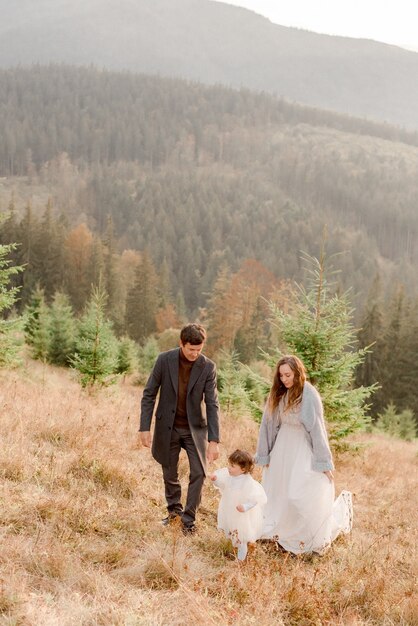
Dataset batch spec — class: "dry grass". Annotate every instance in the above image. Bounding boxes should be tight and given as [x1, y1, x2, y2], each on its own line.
[0, 360, 417, 625]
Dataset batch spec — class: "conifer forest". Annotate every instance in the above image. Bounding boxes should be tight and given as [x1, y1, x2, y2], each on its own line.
[1, 65, 418, 427]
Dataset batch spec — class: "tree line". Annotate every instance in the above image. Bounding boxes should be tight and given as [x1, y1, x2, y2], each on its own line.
[0, 211, 415, 441]
[0, 65, 417, 432]
[1, 65, 418, 177]
[356, 277, 418, 427]
[0, 199, 292, 352]
[6, 235, 415, 441]
[1, 66, 417, 313]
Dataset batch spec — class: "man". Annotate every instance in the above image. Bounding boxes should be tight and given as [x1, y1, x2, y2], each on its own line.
[139, 323, 220, 533]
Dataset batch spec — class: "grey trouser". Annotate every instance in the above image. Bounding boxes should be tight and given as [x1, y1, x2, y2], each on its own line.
[162, 427, 205, 526]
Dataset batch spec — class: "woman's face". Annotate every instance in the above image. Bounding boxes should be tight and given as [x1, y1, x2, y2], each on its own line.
[279, 363, 295, 389]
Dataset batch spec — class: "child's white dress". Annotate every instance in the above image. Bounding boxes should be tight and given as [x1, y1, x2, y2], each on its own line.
[213, 468, 267, 546]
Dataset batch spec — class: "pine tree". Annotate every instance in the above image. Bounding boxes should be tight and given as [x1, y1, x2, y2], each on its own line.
[376, 404, 416, 441]
[397, 409, 416, 441]
[71, 282, 118, 388]
[115, 335, 138, 376]
[102, 216, 122, 326]
[266, 250, 376, 446]
[234, 296, 269, 364]
[36, 199, 66, 301]
[125, 251, 158, 344]
[87, 235, 105, 290]
[0, 197, 23, 305]
[24, 285, 47, 348]
[375, 402, 399, 437]
[157, 259, 172, 309]
[216, 350, 253, 417]
[175, 291, 187, 323]
[30, 297, 50, 362]
[372, 286, 406, 416]
[18, 201, 39, 305]
[216, 350, 269, 420]
[0, 194, 18, 246]
[355, 274, 384, 392]
[48, 291, 76, 366]
[137, 335, 159, 384]
[206, 263, 235, 355]
[64, 223, 94, 313]
[0, 238, 24, 367]
[396, 298, 418, 421]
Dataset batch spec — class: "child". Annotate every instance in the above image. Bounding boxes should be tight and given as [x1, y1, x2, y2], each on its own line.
[211, 449, 267, 561]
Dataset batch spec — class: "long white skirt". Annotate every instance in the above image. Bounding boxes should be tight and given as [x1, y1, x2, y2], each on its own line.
[261, 421, 353, 554]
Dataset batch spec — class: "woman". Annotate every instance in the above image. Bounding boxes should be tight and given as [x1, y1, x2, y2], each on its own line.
[255, 355, 352, 554]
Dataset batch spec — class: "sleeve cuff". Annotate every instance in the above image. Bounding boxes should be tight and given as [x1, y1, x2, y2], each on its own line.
[255, 454, 270, 466]
[241, 502, 256, 512]
[312, 460, 335, 472]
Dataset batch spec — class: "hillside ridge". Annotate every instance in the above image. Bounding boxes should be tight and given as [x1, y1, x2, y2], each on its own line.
[0, 0, 418, 129]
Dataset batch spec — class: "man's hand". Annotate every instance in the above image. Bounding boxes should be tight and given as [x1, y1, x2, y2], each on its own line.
[207, 441, 219, 463]
[139, 431, 151, 448]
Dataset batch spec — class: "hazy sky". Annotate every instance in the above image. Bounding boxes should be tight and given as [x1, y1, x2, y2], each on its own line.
[213, 0, 418, 50]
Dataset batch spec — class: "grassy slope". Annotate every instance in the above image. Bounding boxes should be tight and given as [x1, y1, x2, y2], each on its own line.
[0, 361, 416, 625]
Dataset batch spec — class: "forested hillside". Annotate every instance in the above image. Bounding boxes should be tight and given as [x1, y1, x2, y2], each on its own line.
[0, 0, 418, 129]
[1, 65, 418, 419]
[1, 66, 417, 304]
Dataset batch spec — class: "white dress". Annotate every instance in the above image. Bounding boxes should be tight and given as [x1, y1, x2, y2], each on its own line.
[213, 468, 267, 546]
[261, 402, 353, 554]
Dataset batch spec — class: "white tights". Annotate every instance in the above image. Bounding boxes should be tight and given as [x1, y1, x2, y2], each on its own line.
[237, 543, 248, 561]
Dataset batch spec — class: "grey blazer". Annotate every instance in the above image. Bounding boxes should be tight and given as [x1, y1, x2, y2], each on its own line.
[140, 348, 220, 473]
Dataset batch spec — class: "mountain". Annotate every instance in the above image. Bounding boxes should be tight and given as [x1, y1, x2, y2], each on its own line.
[1, 65, 417, 318]
[0, 0, 418, 130]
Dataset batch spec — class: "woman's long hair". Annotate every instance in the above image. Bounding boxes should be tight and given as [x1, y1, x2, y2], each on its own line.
[268, 355, 306, 414]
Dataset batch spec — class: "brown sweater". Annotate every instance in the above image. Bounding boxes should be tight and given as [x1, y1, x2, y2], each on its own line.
[173, 349, 195, 429]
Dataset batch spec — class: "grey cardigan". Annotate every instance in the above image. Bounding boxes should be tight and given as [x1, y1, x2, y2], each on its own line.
[255, 381, 334, 472]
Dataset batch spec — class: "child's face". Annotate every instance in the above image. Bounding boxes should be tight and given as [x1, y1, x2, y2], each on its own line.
[228, 463, 245, 477]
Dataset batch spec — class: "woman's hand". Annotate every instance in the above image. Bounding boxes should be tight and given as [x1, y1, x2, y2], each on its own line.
[324, 470, 334, 482]
[236, 504, 245, 513]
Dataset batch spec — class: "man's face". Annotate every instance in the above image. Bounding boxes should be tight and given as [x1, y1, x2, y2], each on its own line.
[180, 341, 204, 362]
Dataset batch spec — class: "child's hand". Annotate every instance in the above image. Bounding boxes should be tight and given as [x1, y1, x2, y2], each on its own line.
[236, 504, 245, 512]
[210, 474, 217, 481]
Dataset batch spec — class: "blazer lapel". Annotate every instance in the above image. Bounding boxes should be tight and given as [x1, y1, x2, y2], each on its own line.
[168, 348, 180, 394]
[187, 354, 205, 394]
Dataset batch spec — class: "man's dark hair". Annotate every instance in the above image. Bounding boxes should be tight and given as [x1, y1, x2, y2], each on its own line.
[180, 323, 207, 345]
[228, 449, 255, 474]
